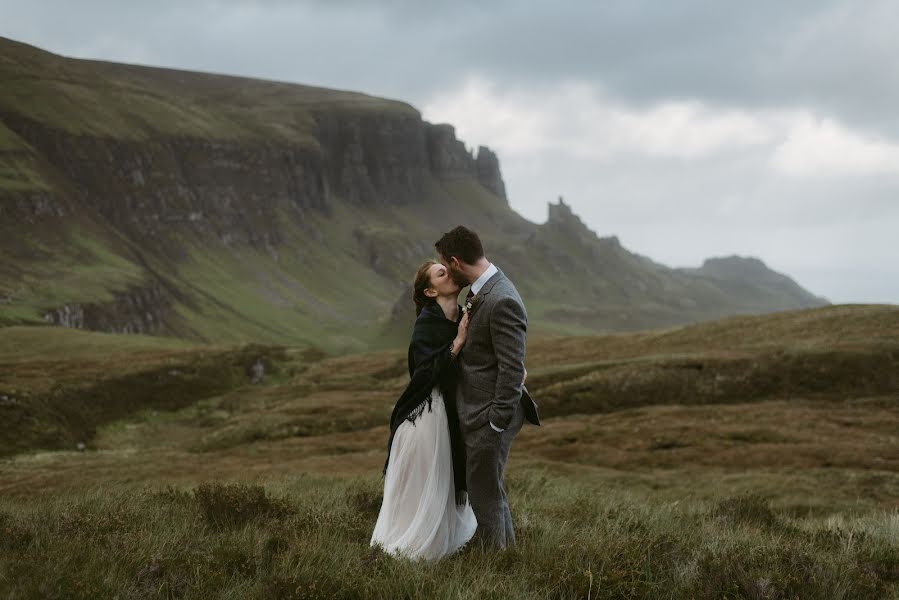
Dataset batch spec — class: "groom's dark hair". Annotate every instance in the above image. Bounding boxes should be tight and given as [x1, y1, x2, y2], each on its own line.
[435, 226, 484, 265]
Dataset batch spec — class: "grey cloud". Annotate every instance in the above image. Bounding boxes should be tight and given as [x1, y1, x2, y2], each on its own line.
[4, 0, 897, 134]
[431, 1, 899, 135]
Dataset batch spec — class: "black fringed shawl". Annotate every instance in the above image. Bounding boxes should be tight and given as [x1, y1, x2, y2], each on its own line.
[383, 300, 468, 505]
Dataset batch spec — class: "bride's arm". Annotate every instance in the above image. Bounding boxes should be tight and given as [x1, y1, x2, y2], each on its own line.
[449, 313, 470, 361]
[408, 312, 469, 383]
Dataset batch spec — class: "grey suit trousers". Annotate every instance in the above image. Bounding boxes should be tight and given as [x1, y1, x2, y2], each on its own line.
[461, 397, 525, 549]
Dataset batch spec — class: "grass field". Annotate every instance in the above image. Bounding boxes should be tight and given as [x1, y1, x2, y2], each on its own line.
[1, 304, 897, 598]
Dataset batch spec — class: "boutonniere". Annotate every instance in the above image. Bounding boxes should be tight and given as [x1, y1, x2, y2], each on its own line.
[462, 295, 482, 315]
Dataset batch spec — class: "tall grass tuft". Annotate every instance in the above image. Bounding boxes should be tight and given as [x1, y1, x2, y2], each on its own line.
[192, 481, 295, 529]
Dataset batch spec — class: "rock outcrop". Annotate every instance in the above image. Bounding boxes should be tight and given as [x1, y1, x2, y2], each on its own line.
[475, 146, 506, 200]
[425, 124, 507, 200]
[547, 196, 588, 230]
[42, 280, 175, 335]
[425, 123, 476, 180]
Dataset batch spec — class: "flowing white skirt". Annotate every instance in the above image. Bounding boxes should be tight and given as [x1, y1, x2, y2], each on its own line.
[370, 385, 477, 560]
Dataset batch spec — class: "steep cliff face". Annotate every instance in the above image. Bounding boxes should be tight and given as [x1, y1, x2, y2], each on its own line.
[3, 97, 503, 243]
[425, 124, 507, 201]
[475, 146, 507, 200]
[425, 123, 476, 181]
[0, 37, 827, 349]
[314, 110, 428, 206]
[5, 115, 328, 242]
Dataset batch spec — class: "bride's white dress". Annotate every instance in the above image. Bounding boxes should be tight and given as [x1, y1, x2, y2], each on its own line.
[370, 385, 477, 560]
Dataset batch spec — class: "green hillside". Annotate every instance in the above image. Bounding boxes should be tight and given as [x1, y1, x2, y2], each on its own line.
[0, 36, 829, 352]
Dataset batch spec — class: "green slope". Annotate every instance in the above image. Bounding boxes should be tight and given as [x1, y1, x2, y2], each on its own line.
[0, 36, 833, 351]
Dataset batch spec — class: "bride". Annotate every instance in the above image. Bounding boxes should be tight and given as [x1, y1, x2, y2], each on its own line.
[370, 260, 477, 560]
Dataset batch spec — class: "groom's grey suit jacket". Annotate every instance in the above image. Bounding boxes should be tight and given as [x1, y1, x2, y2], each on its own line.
[457, 268, 540, 431]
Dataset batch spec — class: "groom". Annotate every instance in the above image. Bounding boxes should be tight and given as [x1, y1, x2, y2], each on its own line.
[436, 225, 540, 550]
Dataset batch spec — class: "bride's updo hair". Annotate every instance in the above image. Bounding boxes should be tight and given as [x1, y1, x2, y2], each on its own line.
[413, 260, 438, 316]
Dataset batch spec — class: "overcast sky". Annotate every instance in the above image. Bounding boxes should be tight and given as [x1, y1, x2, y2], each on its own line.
[3, 1, 898, 304]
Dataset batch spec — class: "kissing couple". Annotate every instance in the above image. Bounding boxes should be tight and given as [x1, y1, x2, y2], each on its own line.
[370, 225, 540, 560]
